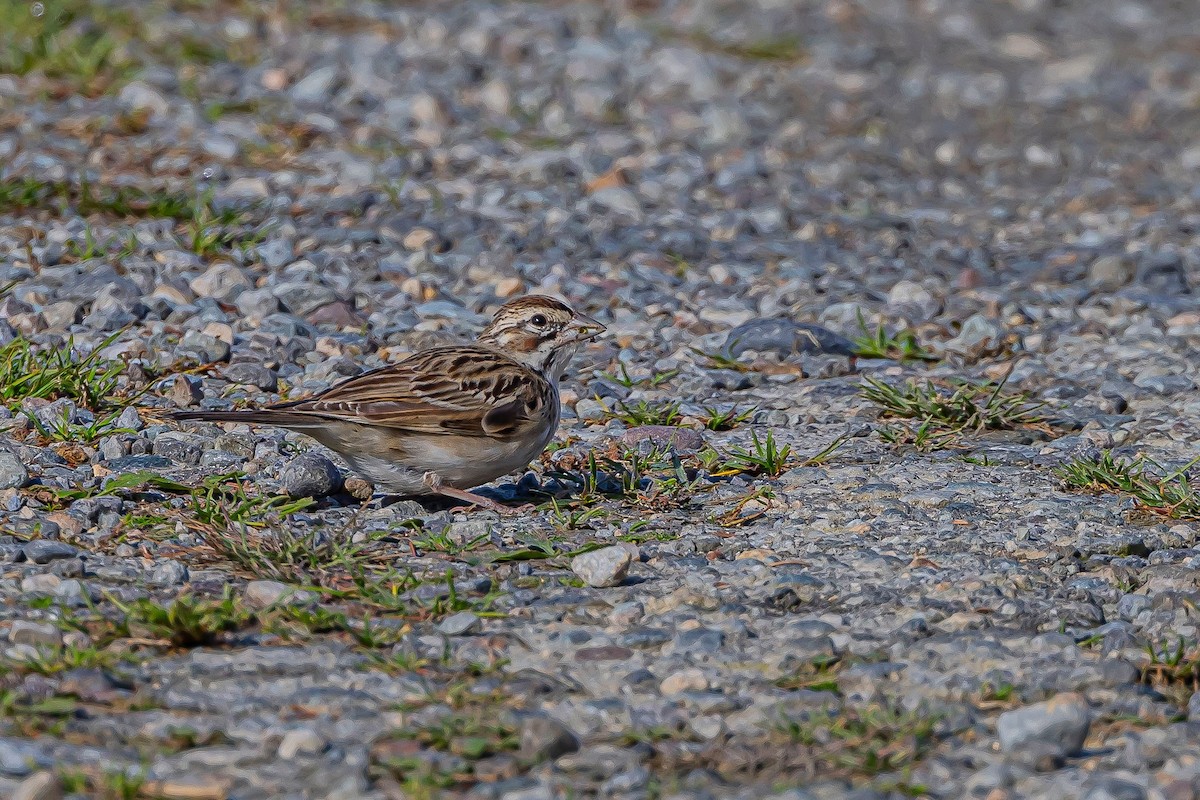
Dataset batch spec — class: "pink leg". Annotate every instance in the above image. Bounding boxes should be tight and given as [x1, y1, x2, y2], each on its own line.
[422, 472, 532, 515]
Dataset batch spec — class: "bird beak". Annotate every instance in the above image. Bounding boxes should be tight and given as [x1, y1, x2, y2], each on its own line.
[566, 313, 606, 343]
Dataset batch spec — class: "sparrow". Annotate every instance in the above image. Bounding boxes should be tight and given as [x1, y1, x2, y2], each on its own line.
[172, 295, 606, 513]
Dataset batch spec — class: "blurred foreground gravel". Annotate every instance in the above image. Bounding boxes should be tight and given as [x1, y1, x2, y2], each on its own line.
[2, 0, 1200, 798]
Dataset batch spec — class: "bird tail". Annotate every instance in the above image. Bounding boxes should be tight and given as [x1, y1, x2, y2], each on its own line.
[170, 409, 323, 428]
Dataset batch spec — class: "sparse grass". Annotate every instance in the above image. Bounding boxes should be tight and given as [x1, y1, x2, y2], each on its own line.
[411, 525, 492, 555]
[181, 197, 266, 258]
[1139, 637, 1200, 706]
[113, 587, 253, 648]
[546, 500, 608, 530]
[604, 398, 682, 427]
[660, 27, 807, 63]
[64, 226, 139, 262]
[0, 177, 206, 219]
[198, 519, 501, 621]
[775, 653, 844, 694]
[0, 0, 133, 93]
[722, 430, 792, 478]
[53, 470, 313, 525]
[700, 404, 756, 431]
[640, 700, 941, 791]
[603, 362, 678, 389]
[0, 178, 264, 259]
[0, 330, 126, 411]
[618, 528, 679, 544]
[11, 643, 128, 675]
[370, 708, 520, 791]
[196, 523, 395, 587]
[689, 346, 754, 373]
[27, 405, 137, 444]
[773, 703, 941, 776]
[862, 374, 1045, 450]
[541, 446, 706, 512]
[1058, 451, 1200, 520]
[852, 311, 937, 362]
[185, 472, 315, 527]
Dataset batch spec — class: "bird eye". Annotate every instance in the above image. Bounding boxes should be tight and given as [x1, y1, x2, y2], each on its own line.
[530, 314, 547, 327]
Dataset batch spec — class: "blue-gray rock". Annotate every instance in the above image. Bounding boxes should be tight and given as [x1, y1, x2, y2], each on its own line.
[151, 432, 206, 465]
[996, 693, 1091, 757]
[147, 559, 188, 587]
[0, 450, 29, 489]
[280, 453, 343, 498]
[103, 455, 174, 473]
[255, 239, 294, 269]
[20, 540, 80, 565]
[1188, 691, 1200, 723]
[222, 362, 279, 391]
[1082, 778, 1148, 800]
[724, 319, 856, 359]
[519, 715, 580, 761]
[1132, 370, 1195, 395]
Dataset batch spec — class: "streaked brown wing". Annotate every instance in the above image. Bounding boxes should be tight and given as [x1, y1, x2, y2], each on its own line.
[268, 346, 548, 438]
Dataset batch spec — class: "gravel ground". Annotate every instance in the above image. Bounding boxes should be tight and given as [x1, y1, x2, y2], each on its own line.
[2, 0, 1200, 798]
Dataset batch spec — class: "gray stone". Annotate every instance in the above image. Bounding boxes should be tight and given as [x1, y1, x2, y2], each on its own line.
[0, 449, 29, 489]
[280, 453, 343, 498]
[619, 426, 705, 452]
[118, 81, 170, 118]
[277, 728, 327, 758]
[997, 693, 1091, 757]
[222, 362, 279, 391]
[944, 314, 1005, 359]
[1088, 255, 1134, 290]
[437, 611, 482, 636]
[519, 715, 580, 761]
[570, 545, 633, 588]
[20, 540, 80, 564]
[12, 771, 62, 800]
[244, 580, 315, 609]
[7, 621, 63, 648]
[1082, 779, 1147, 800]
[725, 319, 856, 359]
[255, 239, 294, 269]
[1132, 370, 1195, 395]
[291, 66, 340, 103]
[170, 375, 204, 407]
[147, 559, 189, 587]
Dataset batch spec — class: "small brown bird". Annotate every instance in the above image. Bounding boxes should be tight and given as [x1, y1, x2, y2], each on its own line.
[173, 295, 605, 512]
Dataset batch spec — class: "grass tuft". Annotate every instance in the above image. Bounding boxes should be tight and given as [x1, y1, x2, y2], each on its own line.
[1058, 451, 1200, 520]
[0, 330, 126, 411]
[700, 405, 755, 431]
[113, 587, 253, 648]
[0, 0, 132, 92]
[862, 373, 1044, 450]
[851, 311, 937, 362]
[603, 398, 682, 427]
[722, 430, 792, 478]
[773, 703, 941, 776]
[1139, 637, 1200, 707]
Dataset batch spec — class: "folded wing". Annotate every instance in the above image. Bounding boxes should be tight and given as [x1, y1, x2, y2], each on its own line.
[268, 347, 549, 439]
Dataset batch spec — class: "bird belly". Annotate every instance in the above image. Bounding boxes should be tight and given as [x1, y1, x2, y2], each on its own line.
[412, 433, 552, 489]
[335, 430, 554, 493]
